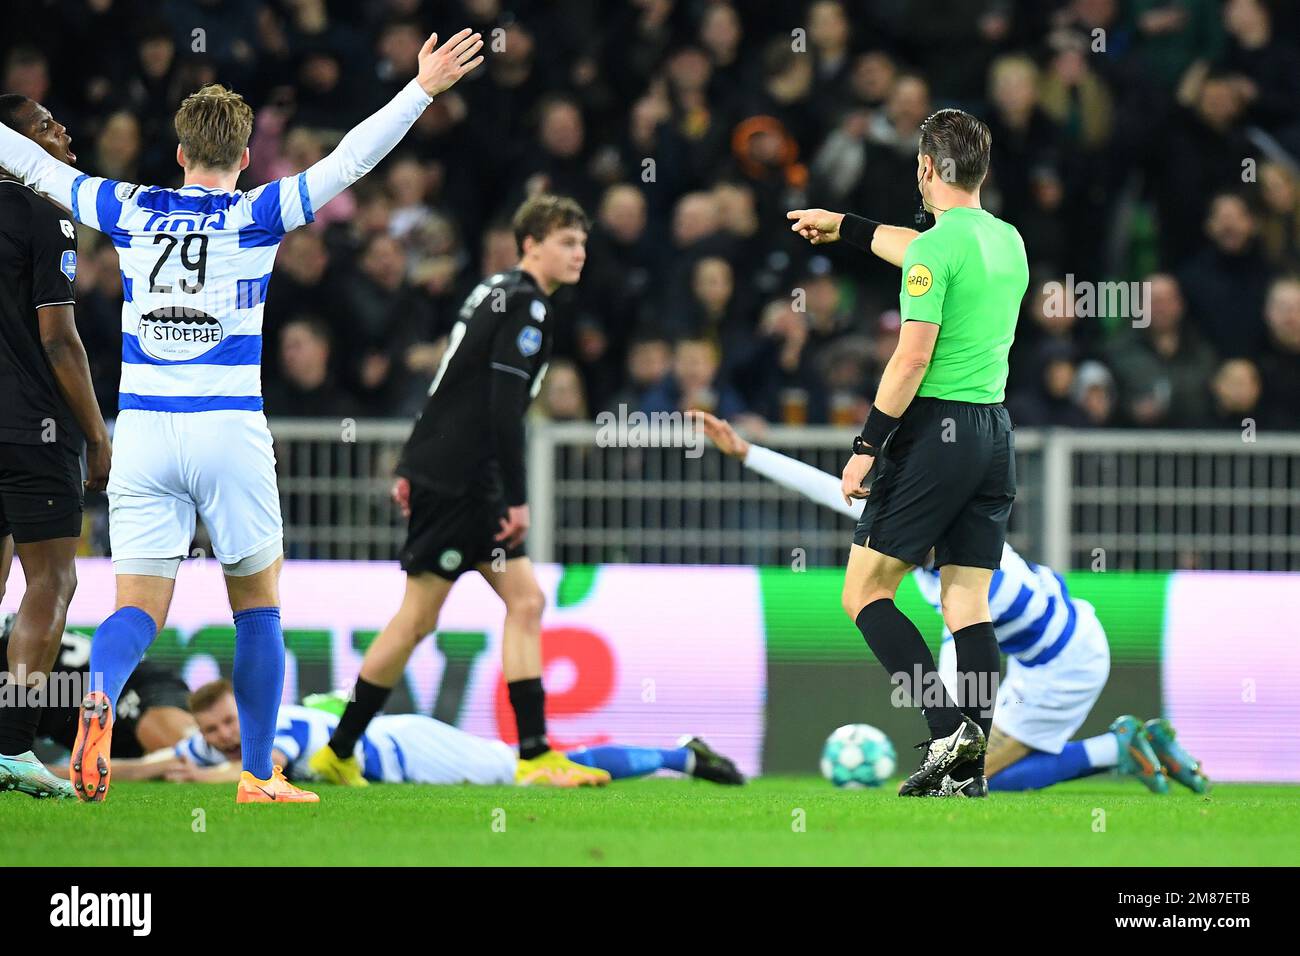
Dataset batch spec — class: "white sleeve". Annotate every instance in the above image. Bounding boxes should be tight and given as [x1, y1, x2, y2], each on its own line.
[284, 79, 432, 231]
[175, 732, 226, 768]
[0, 122, 88, 221]
[743, 444, 864, 519]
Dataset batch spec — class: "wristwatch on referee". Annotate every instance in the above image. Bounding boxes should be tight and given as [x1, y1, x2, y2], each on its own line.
[852, 407, 902, 457]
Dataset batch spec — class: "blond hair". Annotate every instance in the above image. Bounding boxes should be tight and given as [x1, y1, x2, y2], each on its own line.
[174, 84, 254, 171]
[188, 678, 233, 714]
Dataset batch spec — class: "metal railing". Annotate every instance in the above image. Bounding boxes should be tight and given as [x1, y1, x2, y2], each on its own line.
[266, 420, 1300, 571]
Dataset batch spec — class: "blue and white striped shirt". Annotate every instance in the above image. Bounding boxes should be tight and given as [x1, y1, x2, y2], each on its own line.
[912, 543, 1079, 667]
[0, 80, 434, 413]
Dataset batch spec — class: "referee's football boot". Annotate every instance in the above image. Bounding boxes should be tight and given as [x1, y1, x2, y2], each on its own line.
[1143, 718, 1209, 794]
[69, 690, 114, 802]
[924, 766, 989, 798]
[0, 750, 76, 799]
[1111, 714, 1169, 794]
[679, 736, 746, 785]
[898, 716, 986, 797]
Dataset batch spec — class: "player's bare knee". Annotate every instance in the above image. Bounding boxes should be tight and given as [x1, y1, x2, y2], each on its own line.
[507, 586, 545, 624]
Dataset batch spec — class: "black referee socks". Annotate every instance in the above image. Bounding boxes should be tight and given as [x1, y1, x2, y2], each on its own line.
[951, 621, 999, 747]
[508, 677, 550, 760]
[328, 676, 392, 757]
[856, 598, 964, 740]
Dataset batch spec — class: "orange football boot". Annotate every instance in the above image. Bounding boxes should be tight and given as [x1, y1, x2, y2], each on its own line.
[236, 766, 320, 803]
[69, 691, 114, 803]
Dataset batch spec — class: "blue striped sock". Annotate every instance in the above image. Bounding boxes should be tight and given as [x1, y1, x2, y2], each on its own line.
[88, 607, 157, 705]
[989, 741, 1097, 791]
[232, 607, 285, 780]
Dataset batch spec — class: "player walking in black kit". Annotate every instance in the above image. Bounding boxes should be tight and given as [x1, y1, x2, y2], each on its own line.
[0, 94, 111, 797]
[313, 195, 609, 787]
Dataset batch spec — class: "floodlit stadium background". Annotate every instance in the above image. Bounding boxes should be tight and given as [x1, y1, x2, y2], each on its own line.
[3, 1, 1298, 779]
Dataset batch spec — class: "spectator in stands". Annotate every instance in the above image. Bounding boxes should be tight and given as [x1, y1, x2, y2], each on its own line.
[1178, 191, 1275, 357]
[1202, 356, 1266, 429]
[1258, 276, 1300, 428]
[1106, 273, 1217, 426]
[608, 335, 674, 415]
[1219, 0, 1300, 134]
[1128, 0, 1225, 90]
[533, 360, 589, 423]
[1007, 340, 1092, 428]
[641, 338, 746, 419]
[729, 298, 828, 424]
[264, 318, 361, 419]
[1258, 162, 1300, 272]
[1073, 360, 1119, 427]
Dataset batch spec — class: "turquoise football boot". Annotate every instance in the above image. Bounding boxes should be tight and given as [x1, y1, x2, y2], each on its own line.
[1110, 715, 1169, 794]
[1144, 718, 1210, 794]
[0, 750, 76, 799]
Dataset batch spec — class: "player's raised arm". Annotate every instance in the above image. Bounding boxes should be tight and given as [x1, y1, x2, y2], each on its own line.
[286, 29, 484, 229]
[692, 411, 863, 519]
[786, 208, 919, 268]
[0, 121, 90, 225]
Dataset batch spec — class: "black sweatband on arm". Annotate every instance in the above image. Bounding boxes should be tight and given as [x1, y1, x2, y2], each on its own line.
[840, 213, 882, 252]
[860, 406, 902, 453]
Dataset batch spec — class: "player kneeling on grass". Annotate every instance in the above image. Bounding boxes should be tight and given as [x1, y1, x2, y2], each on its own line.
[694, 412, 1209, 796]
[114, 680, 743, 788]
[312, 196, 608, 789]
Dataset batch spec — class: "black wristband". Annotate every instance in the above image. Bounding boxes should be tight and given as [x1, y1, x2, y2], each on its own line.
[840, 213, 881, 252]
[859, 406, 902, 453]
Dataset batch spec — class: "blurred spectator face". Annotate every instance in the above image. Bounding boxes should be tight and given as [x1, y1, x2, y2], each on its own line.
[699, 4, 742, 62]
[1197, 78, 1243, 131]
[466, 0, 501, 17]
[1224, 0, 1269, 39]
[1212, 358, 1262, 413]
[281, 321, 330, 390]
[379, 23, 423, 75]
[387, 158, 428, 206]
[139, 35, 174, 79]
[539, 362, 586, 420]
[599, 185, 646, 244]
[97, 112, 141, 169]
[628, 339, 671, 387]
[540, 100, 584, 158]
[1072, 362, 1114, 423]
[1074, 0, 1118, 27]
[1259, 163, 1297, 214]
[279, 231, 329, 284]
[356, 193, 393, 238]
[284, 128, 324, 172]
[361, 236, 407, 290]
[805, 274, 839, 319]
[301, 53, 341, 93]
[4, 51, 50, 101]
[809, 1, 850, 54]
[887, 76, 930, 135]
[851, 52, 896, 103]
[1205, 195, 1257, 255]
[482, 227, 518, 275]
[1044, 358, 1075, 399]
[1265, 279, 1300, 353]
[673, 192, 720, 247]
[496, 24, 535, 69]
[674, 340, 719, 392]
[711, 182, 757, 235]
[668, 48, 711, 95]
[990, 56, 1039, 120]
[1146, 274, 1185, 334]
[692, 258, 734, 314]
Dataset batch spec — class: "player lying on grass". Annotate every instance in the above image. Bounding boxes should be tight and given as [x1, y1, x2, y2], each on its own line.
[2, 612, 197, 795]
[107, 680, 744, 787]
[0, 29, 484, 805]
[694, 412, 1208, 795]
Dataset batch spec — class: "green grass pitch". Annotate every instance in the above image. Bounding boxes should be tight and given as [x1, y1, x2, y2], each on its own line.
[4, 778, 1297, 866]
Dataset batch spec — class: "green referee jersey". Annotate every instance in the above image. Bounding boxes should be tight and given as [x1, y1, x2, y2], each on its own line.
[899, 207, 1028, 403]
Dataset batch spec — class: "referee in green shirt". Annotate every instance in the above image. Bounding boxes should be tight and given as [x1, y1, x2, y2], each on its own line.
[788, 108, 1028, 798]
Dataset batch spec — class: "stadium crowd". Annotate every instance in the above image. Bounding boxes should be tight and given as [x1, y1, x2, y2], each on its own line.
[7, 0, 1300, 430]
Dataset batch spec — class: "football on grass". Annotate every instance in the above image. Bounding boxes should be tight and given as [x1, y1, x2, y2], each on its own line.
[820, 723, 896, 788]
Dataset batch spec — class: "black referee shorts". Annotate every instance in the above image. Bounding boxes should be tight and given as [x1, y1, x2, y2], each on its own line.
[0, 440, 83, 543]
[399, 483, 524, 581]
[853, 397, 1015, 570]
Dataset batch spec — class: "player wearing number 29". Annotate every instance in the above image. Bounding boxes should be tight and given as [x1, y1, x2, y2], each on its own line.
[789, 108, 1029, 798]
[0, 29, 486, 803]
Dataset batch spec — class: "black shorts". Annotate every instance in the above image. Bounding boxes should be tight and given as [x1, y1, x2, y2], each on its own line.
[399, 484, 524, 581]
[853, 398, 1015, 570]
[0, 441, 83, 543]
